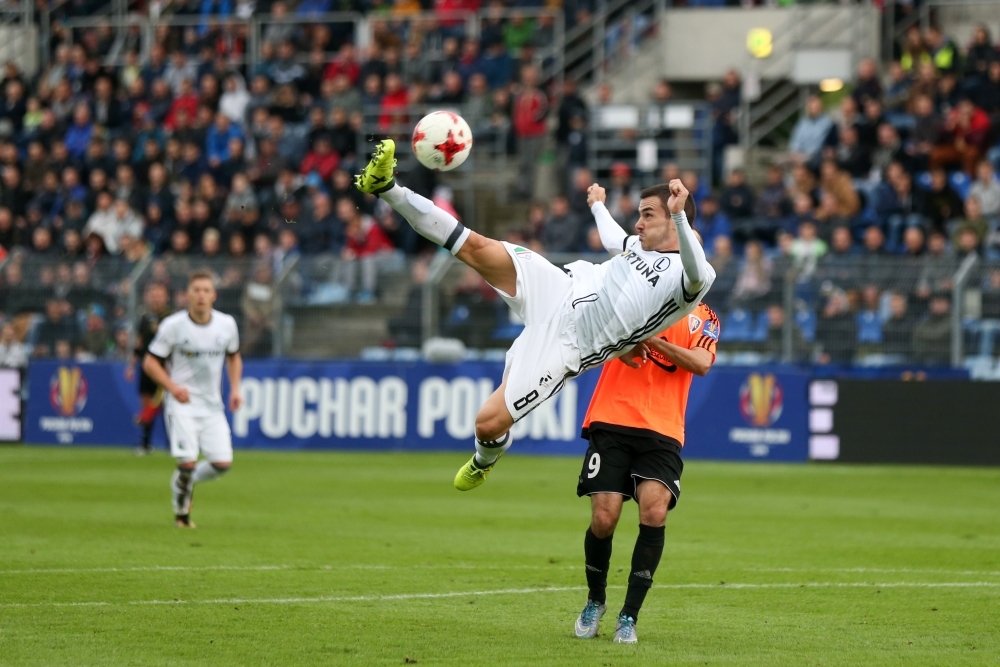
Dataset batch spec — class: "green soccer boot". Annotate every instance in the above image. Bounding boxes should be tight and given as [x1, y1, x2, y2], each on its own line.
[354, 139, 397, 195]
[453, 453, 503, 491]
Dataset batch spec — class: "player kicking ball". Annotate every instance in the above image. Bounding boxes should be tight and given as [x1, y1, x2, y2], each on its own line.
[356, 140, 715, 489]
[142, 270, 242, 528]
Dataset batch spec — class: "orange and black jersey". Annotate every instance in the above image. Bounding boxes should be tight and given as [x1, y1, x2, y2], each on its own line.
[582, 303, 720, 447]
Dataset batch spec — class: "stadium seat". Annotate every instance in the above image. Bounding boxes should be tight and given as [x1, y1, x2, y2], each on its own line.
[950, 171, 971, 200]
[492, 303, 524, 341]
[752, 310, 769, 342]
[724, 309, 753, 342]
[795, 309, 817, 342]
[857, 311, 883, 343]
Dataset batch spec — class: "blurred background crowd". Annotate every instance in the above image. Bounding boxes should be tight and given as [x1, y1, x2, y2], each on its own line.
[0, 0, 999, 368]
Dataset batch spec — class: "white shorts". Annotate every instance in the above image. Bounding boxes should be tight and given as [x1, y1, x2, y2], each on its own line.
[165, 410, 233, 463]
[492, 242, 581, 422]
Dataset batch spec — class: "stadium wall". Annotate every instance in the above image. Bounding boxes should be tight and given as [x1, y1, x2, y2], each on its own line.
[21, 360, 809, 462]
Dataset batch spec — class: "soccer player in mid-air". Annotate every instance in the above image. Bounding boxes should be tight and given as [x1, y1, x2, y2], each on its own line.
[355, 140, 715, 488]
[573, 296, 720, 644]
[142, 270, 242, 528]
[127, 282, 172, 455]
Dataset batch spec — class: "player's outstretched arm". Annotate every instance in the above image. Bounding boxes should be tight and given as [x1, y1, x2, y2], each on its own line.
[646, 338, 714, 376]
[667, 180, 714, 294]
[588, 183, 628, 256]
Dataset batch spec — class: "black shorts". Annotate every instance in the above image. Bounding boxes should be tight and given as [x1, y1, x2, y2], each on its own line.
[576, 428, 684, 510]
[138, 370, 159, 397]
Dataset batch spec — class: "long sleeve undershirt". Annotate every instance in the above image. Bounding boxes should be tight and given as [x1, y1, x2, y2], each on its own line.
[672, 211, 711, 292]
[590, 201, 628, 255]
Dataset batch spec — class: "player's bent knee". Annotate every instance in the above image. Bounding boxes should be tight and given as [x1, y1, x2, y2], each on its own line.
[177, 461, 197, 471]
[591, 508, 620, 538]
[639, 502, 669, 527]
[210, 461, 231, 474]
[475, 413, 509, 443]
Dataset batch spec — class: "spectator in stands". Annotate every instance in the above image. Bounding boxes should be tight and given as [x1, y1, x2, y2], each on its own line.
[916, 231, 957, 303]
[875, 168, 926, 249]
[694, 197, 731, 254]
[817, 225, 859, 289]
[954, 226, 982, 258]
[788, 95, 833, 167]
[952, 196, 989, 249]
[388, 259, 428, 348]
[512, 64, 547, 199]
[818, 160, 861, 222]
[790, 220, 827, 278]
[925, 27, 959, 75]
[816, 291, 856, 365]
[833, 125, 871, 179]
[540, 196, 582, 253]
[753, 165, 792, 241]
[912, 294, 952, 365]
[871, 123, 912, 176]
[79, 303, 110, 358]
[969, 160, 1000, 220]
[730, 240, 772, 309]
[242, 262, 278, 357]
[338, 196, 394, 304]
[762, 304, 806, 361]
[34, 298, 77, 358]
[922, 167, 965, 233]
[931, 98, 992, 175]
[882, 292, 916, 360]
[0, 322, 28, 368]
[853, 58, 883, 106]
[719, 169, 754, 222]
[901, 226, 926, 258]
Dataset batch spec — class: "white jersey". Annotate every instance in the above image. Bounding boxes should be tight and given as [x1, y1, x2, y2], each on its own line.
[566, 235, 715, 371]
[147, 309, 240, 416]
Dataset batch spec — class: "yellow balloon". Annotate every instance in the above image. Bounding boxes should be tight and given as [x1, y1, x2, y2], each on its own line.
[747, 28, 773, 59]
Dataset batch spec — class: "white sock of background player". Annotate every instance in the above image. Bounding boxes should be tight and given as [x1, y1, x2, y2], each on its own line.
[380, 184, 471, 255]
[171, 467, 195, 516]
[192, 459, 228, 483]
[474, 432, 513, 467]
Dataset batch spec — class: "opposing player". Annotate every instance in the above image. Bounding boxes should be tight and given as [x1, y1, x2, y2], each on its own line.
[128, 282, 172, 455]
[573, 300, 720, 644]
[355, 140, 715, 489]
[142, 270, 242, 528]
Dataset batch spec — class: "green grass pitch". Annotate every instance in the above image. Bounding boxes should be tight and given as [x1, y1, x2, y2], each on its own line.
[1, 447, 999, 666]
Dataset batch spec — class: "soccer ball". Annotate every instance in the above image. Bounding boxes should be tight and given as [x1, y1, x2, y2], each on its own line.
[411, 111, 473, 172]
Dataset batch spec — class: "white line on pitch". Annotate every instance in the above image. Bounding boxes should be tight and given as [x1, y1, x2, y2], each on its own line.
[748, 567, 1000, 577]
[3, 582, 999, 609]
[0, 564, 576, 576]
[6, 564, 1000, 577]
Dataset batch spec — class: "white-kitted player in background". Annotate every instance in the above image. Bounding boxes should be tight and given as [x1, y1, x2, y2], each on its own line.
[142, 269, 243, 528]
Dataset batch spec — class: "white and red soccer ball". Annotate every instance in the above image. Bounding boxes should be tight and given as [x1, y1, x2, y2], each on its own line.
[411, 111, 473, 171]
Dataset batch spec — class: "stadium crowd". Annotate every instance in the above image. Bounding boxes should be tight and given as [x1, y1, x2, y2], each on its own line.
[0, 10, 999, 366]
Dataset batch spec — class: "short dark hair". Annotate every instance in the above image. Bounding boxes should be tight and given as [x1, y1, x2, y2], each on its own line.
[639, 184, 697, 226]
[188, 269, 216, 286]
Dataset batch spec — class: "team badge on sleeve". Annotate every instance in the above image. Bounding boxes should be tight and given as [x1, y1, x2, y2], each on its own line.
[688, 315, 702, 334]
[702, 319, 720, 341]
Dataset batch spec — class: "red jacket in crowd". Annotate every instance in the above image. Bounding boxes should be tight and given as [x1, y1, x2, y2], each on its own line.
[513, 87, 548, 138]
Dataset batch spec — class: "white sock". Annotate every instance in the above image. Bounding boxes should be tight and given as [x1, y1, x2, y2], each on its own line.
[171, 468, 194, 515]
[474, 431, 513, 467]
[192, 459, 224, 483]
[380, 184, 471, 255]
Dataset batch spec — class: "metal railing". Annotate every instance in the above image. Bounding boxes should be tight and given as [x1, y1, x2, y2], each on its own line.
[51, 8, 563, 76]
[562, 0, 662, 87]
[3, 250, 998, 367]
[587, 102, 714, 188]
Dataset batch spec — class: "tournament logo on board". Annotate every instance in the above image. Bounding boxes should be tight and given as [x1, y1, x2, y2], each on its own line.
[738, 373, 783, 427]
[49, 366, 88, 417]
